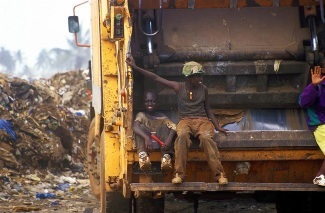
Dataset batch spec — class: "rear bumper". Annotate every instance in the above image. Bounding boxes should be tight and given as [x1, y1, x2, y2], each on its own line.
[130, 182, 325, 193]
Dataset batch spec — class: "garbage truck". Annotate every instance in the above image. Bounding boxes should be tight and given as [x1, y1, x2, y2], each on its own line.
[69, 0, 325, 212]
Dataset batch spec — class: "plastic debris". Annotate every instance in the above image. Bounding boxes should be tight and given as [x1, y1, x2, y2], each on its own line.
[0, 119, 16, 140]
[57, 183, 70, 191]
[36, 192, 57, 199]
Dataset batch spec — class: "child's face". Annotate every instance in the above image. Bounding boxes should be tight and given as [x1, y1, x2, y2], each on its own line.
[188, 74, 203, 86]
[144, 92, 156, 112]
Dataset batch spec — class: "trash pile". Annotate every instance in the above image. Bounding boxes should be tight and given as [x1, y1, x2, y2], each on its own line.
[0, 70, 96, 212]
[0, 70, 90, 172]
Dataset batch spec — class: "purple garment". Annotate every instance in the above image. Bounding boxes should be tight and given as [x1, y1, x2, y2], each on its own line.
[299, 82, 325, 132]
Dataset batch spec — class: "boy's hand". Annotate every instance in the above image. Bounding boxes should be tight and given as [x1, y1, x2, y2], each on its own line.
[126, 54, 136, 67]
[217, 127, 228, 136]
[162, 139, 172, 151]
[311, 66, 325, 86]
[144, 137, 153, 152]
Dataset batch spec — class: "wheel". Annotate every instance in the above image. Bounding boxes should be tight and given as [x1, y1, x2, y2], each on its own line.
[104, 191, 132, 213]
[275, 191, 325, 213]
[135, 196, 165, 213]
[87, 119, 100, 199]
[254, 191, 276, 203]
[276, 192, 307, 212]
[100, 130, 132, 212]
[100, 132, 107, 212]
[310, 192, 325, 212]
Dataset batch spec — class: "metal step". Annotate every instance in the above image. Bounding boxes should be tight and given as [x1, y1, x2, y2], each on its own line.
[130, 182, 325, 192]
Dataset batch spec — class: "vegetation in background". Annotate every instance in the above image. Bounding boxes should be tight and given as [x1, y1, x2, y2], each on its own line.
[0, 28, 90, 79]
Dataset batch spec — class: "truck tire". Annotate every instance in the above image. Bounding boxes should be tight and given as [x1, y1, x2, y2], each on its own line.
[310, 191, 325, 212]
[254, 191, 276, 203]
[276, 192, 308, 212]
[105, 192, 132, 213]
[87, 119, 100, 199]
[275, 191, 325, 213]
[135, 196, 164, 213]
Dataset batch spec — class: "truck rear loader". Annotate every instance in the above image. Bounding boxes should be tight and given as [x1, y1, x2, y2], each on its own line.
[69, 0, 325, 212]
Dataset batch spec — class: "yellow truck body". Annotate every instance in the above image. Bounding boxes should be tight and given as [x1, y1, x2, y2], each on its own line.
[69, 0, 325, 212]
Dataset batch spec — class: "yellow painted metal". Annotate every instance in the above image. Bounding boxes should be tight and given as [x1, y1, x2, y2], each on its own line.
[117, 1, 134, 196]
[102, 67, 120, 181]
[92, 0, 133, 194]
[122, 3, 134, 152]
[97, 0, 120, 192]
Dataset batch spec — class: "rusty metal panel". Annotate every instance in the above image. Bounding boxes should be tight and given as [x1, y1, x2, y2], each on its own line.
[129, 0, 316, 9]
[220, 149, 324, 161]
[131, 7, 310, 62]
[214, 131, 316, 148]
[159, 7, 309, 62]
[146, 61, 310, 109]
[126, 0, 323, 196]
[134, 149, 324, 162]
[128, 147, 324, 162]
[130, 182, 325, 192]
[224, 161, 322, 183]
[156, 61, 309, 76]
[129, 159, 323, 186]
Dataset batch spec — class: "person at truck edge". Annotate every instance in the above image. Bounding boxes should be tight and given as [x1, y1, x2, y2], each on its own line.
[133, 90, 176, 171]
[299, 65, 325, 186]
[126, 55, 229, 185]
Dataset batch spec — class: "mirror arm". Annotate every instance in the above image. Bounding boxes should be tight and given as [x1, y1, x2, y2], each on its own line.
[73, 1, 90, 48]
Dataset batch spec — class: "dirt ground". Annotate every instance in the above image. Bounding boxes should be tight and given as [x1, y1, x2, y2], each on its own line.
[0, 195, 277, 213]
[0, 192, 99, 213]
[0, 184, 277, 213]
[164, 193, 276, 213]
[0, 170, 99, 213]
[0, 194, 277, 213]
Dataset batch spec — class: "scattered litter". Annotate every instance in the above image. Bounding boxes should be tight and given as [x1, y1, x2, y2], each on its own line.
[0, 119, 16, 140]
[36, 192, 57, 199]
[0, 71, 98, 212]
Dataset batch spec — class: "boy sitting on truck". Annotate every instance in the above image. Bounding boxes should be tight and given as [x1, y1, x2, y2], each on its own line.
[127, 56, 228, 185]
[133, 90, 176, 171]
[299, 65, 325, 186]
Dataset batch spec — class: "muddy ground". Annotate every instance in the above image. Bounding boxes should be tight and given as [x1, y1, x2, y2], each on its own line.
[0, 187, 277, 213]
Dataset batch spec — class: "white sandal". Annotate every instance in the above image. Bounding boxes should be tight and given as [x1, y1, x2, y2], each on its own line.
[161, 154, 172, 170]
[313, 174, 325, 186]
[139, 151, 151, 170]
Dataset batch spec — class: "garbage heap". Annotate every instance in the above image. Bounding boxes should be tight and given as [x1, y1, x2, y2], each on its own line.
[0, 70, 90, 173]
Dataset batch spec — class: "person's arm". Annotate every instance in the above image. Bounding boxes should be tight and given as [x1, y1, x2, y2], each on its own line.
[299, 66, 324, 107]
[162, 128, 176, 151]
[299, 84, 319, 107]
[132, 120, 153, 152]
[204, 87, 228, 135]
[126, 55, 180, 92]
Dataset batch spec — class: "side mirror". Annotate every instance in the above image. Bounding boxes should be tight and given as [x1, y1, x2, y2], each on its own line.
[68, 16, 80, 33]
